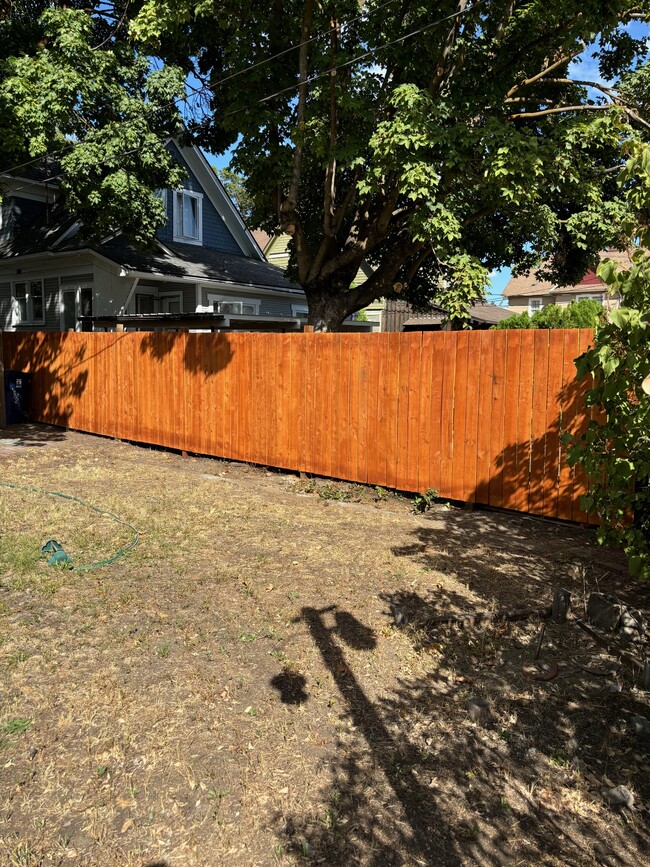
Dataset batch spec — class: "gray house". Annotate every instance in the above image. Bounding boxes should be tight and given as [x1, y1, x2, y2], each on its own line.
[0, 141, 309, 332]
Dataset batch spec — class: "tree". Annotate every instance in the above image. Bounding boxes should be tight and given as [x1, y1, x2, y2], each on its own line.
[130, 1, 650, 329]
[0, 1, 185, 246]
[494, 298, 604, 329]
[215, 166, 254, 222]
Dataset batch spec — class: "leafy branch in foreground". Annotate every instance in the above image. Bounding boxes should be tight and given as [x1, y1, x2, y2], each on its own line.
[567, 239, 650, 580]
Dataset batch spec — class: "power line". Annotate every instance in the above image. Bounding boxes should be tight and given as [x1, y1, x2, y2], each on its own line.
[223, 1, 485, 117]
[2, 2, 484, 188]
[0, 0, 404, 178]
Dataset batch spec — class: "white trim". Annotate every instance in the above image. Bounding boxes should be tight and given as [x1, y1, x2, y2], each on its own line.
[170, 140, 265, 260]
[528, 296, 543, 315]
[12, 277, 45, 326]
[172, 188, 203, 245]
[59, 281, 93, 331]
[291, 303, 309, 317]
[120, 277, 140, 314]
[51, 221, 81, 249]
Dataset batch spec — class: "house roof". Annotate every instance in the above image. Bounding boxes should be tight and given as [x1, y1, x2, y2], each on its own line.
[100, 236, 303, 293]
[0, 206, 303, 295]
[403, 302, 510, 327]
[251, 229, 272, 251]
[503, 250, 634, 298]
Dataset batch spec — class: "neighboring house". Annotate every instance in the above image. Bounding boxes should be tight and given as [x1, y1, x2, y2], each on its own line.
[0, 140, 310, 333]
[502, 250, 630, 314]
[402, 302, 511, 331]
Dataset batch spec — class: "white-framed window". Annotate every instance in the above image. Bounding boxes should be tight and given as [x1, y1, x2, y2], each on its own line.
[13, 279, 45, 325]
[576, 293, 604, 305]
[173, 189, 203, 244]
[291, 304, 309, 317]
[207, 294, 260, 315]
[528, 297, 543, 314]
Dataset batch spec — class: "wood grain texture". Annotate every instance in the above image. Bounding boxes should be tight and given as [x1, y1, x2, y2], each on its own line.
[1, 329, 596, 522]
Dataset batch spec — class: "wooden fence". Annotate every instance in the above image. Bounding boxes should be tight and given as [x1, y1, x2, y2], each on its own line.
[1, 328, 595, 522]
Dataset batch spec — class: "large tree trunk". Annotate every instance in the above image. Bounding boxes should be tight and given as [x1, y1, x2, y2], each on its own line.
[306, 292, 355, 332]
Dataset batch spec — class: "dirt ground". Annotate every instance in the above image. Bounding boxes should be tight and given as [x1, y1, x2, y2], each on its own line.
[0, 424, 648, 867]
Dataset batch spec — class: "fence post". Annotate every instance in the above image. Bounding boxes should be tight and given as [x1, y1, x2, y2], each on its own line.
[0, 330, 6, 429]
[303, 325, 314, 333]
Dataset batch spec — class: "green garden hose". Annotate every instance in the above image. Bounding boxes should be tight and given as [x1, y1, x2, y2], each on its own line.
[0, 482, 139, 571]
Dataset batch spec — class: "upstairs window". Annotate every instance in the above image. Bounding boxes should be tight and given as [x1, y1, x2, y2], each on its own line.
[576, 293, 604, 305]
[13, 279, 44, 325]
[173, 190, 202, 244]
[528, 297, 543, 315]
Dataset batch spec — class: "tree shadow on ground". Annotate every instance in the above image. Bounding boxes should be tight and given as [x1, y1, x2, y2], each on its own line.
[0, 421, 66, 445]
[275, 596, 650, 866]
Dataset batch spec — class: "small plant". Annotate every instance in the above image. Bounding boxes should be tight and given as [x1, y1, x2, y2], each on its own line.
[0, 717, 32, 749]
[374, 485, 389, 501]
[412, 488, 440, 513]
[95, 764, 109, 778]
[239, 631, 257, 643]
[157, 642, 170, 658]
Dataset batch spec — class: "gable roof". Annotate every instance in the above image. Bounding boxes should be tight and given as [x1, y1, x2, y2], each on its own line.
[172, 142, 265, 261]
[503, 250, 634, 298]
[404, 302, 510, 327]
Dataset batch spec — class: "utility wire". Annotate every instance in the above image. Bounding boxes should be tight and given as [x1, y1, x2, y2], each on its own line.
[3, 1, 484, 191]
[1, 0, 405, 178]
[223, 0, 486, 118]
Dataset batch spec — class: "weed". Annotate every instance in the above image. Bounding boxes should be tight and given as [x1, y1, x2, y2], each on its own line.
[9, 843, 37, 867]
[157, 643, 170, 658]
[0, 718, 32, 735]
[239, 631, 257, 643]
[95, 765, 109, 778]
[287, 590, 300, 601]
[412, 488, 440, 513]
[6, 651, 29, 667]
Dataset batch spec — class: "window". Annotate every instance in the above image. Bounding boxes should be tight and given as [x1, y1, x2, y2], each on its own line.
[160, 293, 182, 314]
[173, 190, 202, 244]
[207, 294, 260, 316]
[576, 293, 604, 304]
[291, 304, 309, 317]
[136, 294, 156, 314]
[528, 297, 543, 314]
[13, 279, 44, 325]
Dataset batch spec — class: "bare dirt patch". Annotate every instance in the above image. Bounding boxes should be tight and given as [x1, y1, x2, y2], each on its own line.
[0, 425, 648, 866]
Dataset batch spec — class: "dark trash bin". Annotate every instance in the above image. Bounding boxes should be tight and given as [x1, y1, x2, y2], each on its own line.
[4, 370, 32, 424]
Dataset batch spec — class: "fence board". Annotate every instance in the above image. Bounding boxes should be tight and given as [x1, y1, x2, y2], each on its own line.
[1, 328, 596, 523]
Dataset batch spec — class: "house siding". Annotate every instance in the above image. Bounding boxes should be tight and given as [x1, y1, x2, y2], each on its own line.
[157, 142, 243, 257]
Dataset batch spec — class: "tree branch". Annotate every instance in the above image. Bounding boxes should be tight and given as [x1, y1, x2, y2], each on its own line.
[429, 0, 469, 95]
[506, 42, 585, 98]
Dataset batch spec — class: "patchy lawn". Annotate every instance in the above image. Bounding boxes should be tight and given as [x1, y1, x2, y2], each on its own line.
[0, 425, 648, 867]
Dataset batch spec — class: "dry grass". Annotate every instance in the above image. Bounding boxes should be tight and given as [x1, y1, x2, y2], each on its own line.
[0, 425, 648, 867]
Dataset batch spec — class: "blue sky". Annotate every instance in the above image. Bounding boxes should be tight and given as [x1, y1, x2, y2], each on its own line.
[199, 20, 649, 306]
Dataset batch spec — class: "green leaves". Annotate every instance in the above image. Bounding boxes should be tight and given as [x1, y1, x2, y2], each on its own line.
[0, 3, 185, 245]
[570, 243, 650, 581]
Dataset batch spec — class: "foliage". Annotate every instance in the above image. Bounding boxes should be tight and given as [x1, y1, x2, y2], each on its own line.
[0, 1, 185, 246]
[494, 299, 605, 329]
[215, 166, 254, 222]
[130, 1, 650, 328]
[567, 250, 650, 580]
[412, 488, 440, 514]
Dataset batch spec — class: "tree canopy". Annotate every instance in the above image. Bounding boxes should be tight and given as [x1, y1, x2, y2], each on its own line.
[0, 1, 185, 245]
[215, 166, 254, 221]
[129, 0, 650, 328]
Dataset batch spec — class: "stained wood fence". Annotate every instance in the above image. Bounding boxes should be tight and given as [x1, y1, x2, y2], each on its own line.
[1, 328, 595, 523]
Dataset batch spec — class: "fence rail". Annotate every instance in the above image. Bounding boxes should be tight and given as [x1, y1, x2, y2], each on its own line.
[1, 328, 595, 522]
